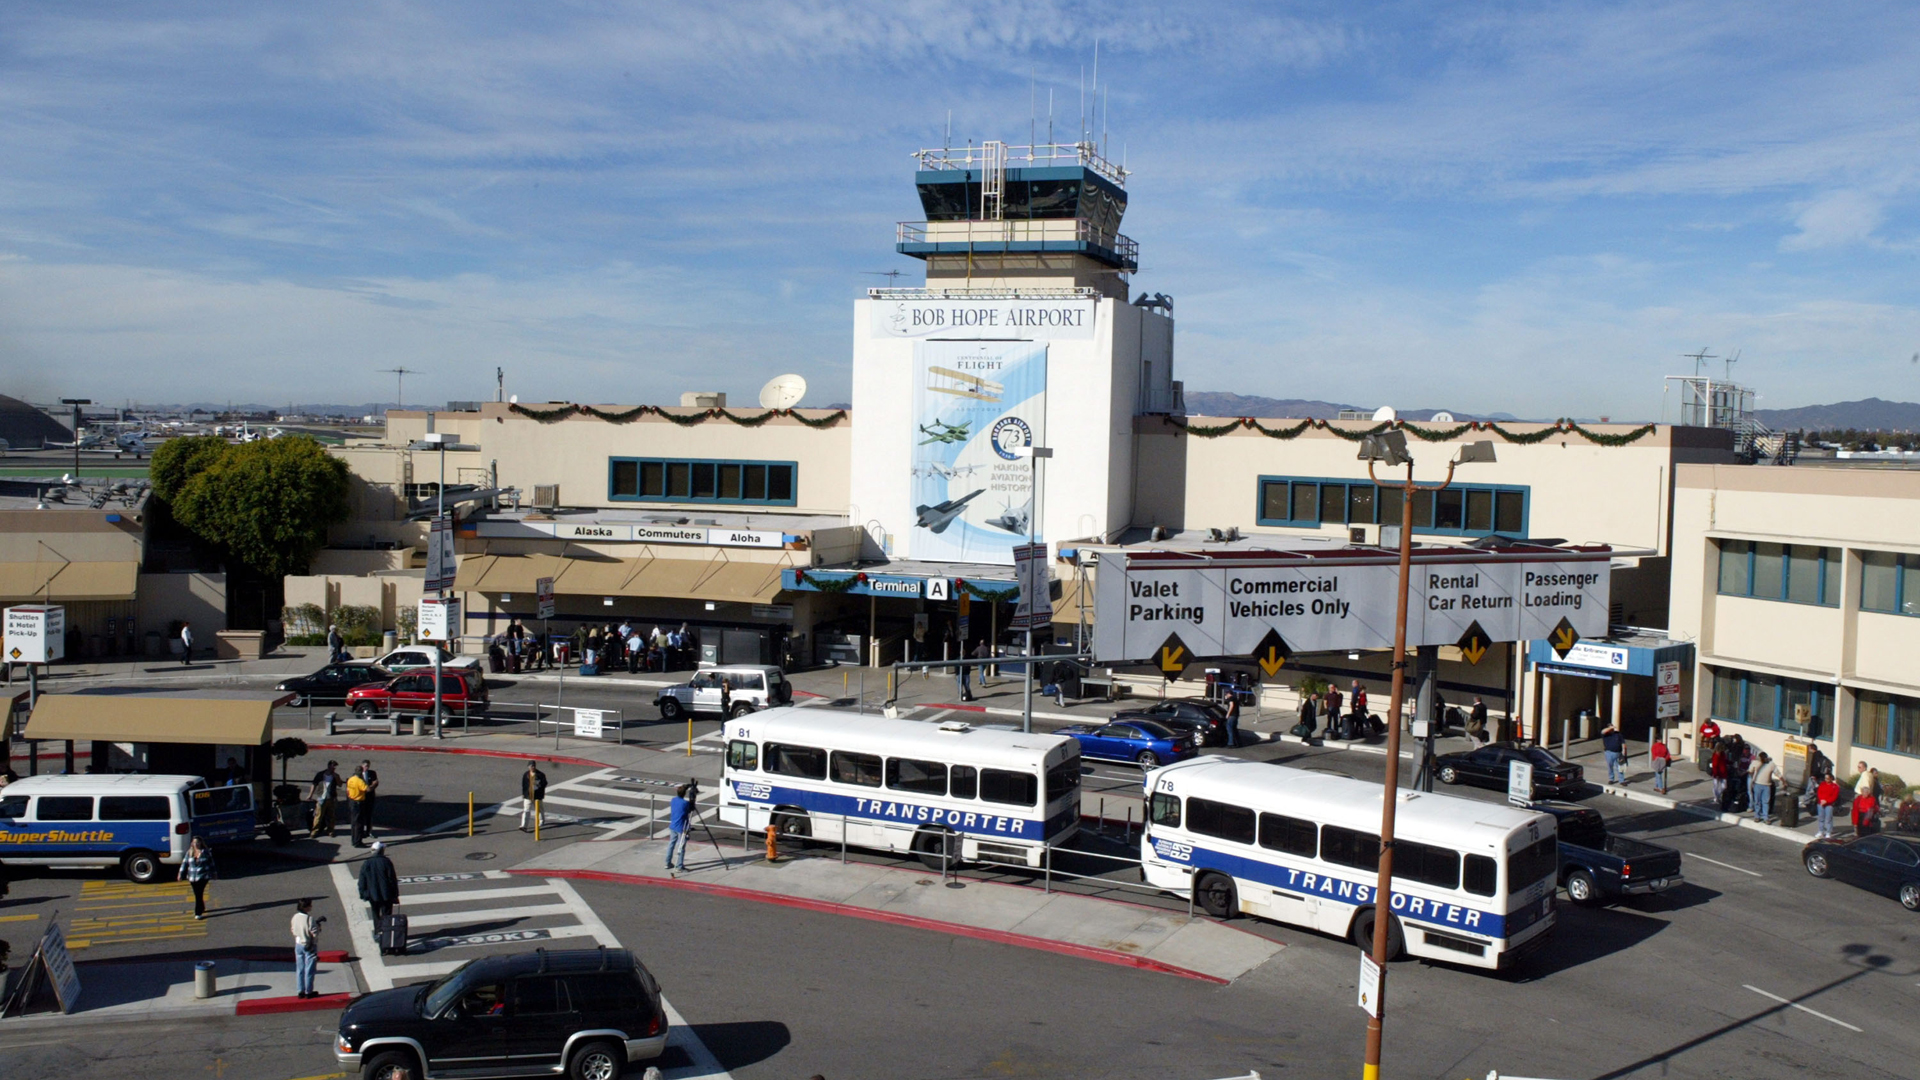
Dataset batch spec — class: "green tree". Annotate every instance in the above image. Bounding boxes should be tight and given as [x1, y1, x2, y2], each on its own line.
[170, 436, 350, 578]
[150, 435, 232, 500]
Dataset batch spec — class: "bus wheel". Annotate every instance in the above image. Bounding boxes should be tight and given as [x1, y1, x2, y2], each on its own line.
[771, 808, 812, 845]
[122, 849, 161, 884]
[1350, 909, 1404, 960]
[913, 828, 958, 871]
[1195, 871, 1237, 919]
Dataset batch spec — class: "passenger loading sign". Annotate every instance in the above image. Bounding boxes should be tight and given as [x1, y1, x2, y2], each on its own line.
[4, 605, 65, 664]
[1094, 548, 1610, 664]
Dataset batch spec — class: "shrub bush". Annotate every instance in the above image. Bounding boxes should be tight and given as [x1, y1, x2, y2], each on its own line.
[282, 603, 327, 638]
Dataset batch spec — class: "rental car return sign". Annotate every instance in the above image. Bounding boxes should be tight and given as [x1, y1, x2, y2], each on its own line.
[1092, 543, 1612, 664]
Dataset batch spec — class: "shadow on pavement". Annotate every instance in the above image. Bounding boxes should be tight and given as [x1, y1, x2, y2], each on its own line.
[1512, 903, 1671, 980]
[689, 1020, 792, 1073]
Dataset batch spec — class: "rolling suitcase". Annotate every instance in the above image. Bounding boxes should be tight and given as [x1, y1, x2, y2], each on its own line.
[380, 913, 409, 956]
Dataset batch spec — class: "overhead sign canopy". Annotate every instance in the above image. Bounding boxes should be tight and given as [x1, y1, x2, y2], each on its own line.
[24, 689, 293, 745]
[1093, 544, 1612, 665]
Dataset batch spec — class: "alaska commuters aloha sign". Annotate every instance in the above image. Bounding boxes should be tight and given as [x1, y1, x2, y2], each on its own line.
[1093, 546, 1610, 664]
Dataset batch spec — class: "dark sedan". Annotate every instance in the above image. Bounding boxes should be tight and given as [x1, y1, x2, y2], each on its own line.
[276, 662, 393, 706]
[1059, 719, 1197, 769]
[1804, 833, 1920, 912]
[1435, 743, 1585, 797]
[1113, 700, 1231, 747]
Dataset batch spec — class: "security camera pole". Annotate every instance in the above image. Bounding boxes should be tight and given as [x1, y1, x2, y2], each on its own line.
[1356, 430, 1494, 1080]
[1014, 445, 1052, 734]
[411, 429, 480, 739]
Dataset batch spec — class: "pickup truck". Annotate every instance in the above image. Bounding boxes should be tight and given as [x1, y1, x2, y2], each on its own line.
[1531, 801, 1684, 905]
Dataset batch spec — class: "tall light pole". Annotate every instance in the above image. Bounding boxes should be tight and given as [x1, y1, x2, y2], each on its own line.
[60, 398, 92, 479]
[1014, 444, 1052, 734]
[1355, 430, 1494, 1080]
[411, 431, 478, 739]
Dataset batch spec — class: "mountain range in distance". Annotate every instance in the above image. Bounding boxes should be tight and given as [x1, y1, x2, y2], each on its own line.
[1182, 391, 1517, 422]
[1752, 397, 1920, 433]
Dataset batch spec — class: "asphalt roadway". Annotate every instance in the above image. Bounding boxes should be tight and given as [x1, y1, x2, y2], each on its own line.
[1, 666, 1916, 1078]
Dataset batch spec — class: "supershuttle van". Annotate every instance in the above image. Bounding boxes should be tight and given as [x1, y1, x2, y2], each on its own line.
[0, 774, 256, 883]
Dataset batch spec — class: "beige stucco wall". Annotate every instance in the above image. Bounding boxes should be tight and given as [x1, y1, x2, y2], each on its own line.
[1671, 463, 1920, 771]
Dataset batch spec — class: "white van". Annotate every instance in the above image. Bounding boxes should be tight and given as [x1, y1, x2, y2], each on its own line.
[0, 774, 257, 883]
[656, 665, 791, 720]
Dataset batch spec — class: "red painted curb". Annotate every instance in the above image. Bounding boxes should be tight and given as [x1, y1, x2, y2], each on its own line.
[919, 702, 987, 713]
[236, 991, 355, 1015]
[511, 867, 1228, 985]
[307, 743, 606, 769]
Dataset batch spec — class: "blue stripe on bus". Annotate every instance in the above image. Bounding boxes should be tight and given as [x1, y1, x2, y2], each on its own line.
[728, 780, 1050, 840]
[1151, 837, 1533, 939]
[191, 810, 256, 844]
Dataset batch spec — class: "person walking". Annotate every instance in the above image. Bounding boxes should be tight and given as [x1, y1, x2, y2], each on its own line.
[719, 677, 733, 717]
[1649, 735, 1671, 794]
[346, 763, 372, 848]
[308, 761, 341, 838]
[1222, 694, 1242, 748]
[519, 760, 547, 832]
[357, 840, 400, 932]
[970, 639, 993, 689]
[290, 898, 323, 999]
[1814, 772, 1842, 839]
[1602, 724, 1627, 784]
[956, 641, 975, 702]
[179, 621, 194, 665]
[665, 784, 693, 875]
[1758, 753, 1781, 818]
[1469, 697, 1490, 745]
[327, 623, 345, 665]
[176, 837, 215, 919]
[1296, 690, 1317, 739]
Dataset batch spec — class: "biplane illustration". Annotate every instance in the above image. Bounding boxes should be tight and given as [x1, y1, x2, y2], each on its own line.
[926, 366, 1005, 402]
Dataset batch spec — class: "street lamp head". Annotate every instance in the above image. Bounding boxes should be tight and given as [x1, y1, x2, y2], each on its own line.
[1013, 445, 1054, 459]
[1357, 430, 1412, 466]
[1453, 440, 1497, 466]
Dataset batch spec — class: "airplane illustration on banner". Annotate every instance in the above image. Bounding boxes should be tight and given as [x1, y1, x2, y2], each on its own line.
[915, 489, 985, 533]
[918, 420, 971, 445]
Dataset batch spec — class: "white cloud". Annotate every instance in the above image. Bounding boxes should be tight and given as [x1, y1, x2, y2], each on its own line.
[1780, 190, 1887, 251]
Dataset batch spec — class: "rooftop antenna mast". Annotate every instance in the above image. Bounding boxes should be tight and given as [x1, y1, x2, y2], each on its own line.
[1723, 349, 1741, 382]
[1047, 87, 1054, 147]
[1091, 39, 1099, 149]
[1030, 70, 1036, 154]
[380, 367, 421, 414]
[1682, 348, 1715, 378]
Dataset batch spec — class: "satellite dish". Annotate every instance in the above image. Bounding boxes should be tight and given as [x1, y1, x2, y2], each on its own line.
[759, 373, 808, 409]
[509, 394, 519, 404]
[1371, 406, 1398, 422]
[1430, 411, 1455, 423]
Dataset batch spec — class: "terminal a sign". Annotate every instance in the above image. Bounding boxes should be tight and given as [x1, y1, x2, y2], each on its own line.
[1093, 547, 1610, 664]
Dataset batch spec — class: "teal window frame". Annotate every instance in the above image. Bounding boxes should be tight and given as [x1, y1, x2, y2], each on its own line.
[1255, 474, 1528, 538]
[1857, 550, 1920, 616]
[1853, 691, 1920, 759]
[1706, 666, 1833, 740]
[609, 457, 798, 506]
[1715, 539, 1840, 607]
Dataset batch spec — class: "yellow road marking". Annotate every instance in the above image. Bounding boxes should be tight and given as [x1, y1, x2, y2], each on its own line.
[67, 928, 208, 950]
[0, 913, 43, 922]
[78, 899, 197, 911]
[280, 1073, 349, 1080]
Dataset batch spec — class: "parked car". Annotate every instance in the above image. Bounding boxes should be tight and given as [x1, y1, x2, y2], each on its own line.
[373, 645, 480, 673]
[335, 947, 669, 1080]
[1803, 833, 1920, 912]
[1530, 800, 1684, 905]
[1058, 719, 1197, 769]
[277, 662, 393, 706]
[1434, 743, 1585, 797]
[1113, 700, 1230, 747]
[656, 664, 791, 721]
[347, 670, 489, 717]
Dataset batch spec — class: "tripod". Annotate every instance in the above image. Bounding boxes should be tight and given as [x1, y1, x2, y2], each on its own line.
[683, 784, 732, 872]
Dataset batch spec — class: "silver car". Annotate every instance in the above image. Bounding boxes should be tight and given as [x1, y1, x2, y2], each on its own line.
[656, 664, 790, 720]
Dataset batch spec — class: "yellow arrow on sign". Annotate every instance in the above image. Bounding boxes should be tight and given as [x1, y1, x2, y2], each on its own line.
[1258, 646, 1287, 678]
[1460, 639, 1487, 666]
[1549, 616, 1581, 659]
[1158, 645, 1187, 675]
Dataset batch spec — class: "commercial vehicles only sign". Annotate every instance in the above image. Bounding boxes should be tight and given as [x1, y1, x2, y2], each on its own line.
[1093, 546, 1611, 663]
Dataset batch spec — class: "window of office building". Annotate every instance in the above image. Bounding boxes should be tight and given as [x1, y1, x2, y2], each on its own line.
[1255, 475, 1526, 537]
[608, 457, 797, 506]
[1854, 691, 1920, 759]
[1707, 666, 1832, 740]
[1715, 539, 1839, 607]
[1859, 550, 1920, 616]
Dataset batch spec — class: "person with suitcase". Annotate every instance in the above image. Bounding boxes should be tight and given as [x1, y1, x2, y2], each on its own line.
[358, 841, 402, 953]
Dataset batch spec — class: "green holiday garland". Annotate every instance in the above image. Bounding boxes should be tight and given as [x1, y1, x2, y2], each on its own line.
[1247, 419, 1314, 439]
[1565, 422, 1658, 446]
[957, 579, 1020, 602]
[1166, 414, 1658, 447]
[793, 571, 862, 593]
[1480, 421, 1564, 445]
[506, 402, 849, 429]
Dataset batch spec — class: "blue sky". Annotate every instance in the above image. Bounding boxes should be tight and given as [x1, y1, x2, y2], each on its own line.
[4, 2, 1919, 419]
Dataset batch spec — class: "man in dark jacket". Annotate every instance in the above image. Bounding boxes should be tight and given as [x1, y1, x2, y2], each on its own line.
[357, 841, 400, 930]
[519, 761, 548, 832]
[1602, 724, 1627, 784]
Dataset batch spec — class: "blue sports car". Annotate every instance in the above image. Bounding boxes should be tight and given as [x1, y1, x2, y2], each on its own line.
[1059, 719, 1198, 769]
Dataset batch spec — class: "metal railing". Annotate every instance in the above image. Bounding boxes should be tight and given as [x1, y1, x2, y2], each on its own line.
[868, 286, 1101, 300]
[912, 140, 1129, 186]
[896, 219, 1137, 264]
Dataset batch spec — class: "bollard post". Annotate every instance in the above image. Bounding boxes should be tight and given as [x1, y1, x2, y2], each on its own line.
[533, 800, 541, 842]
[649, 793, 656, 841]
[307, 698, 313, 730]
[1043, 842, 1051, 894]
[1099, 797, 1106, 835]
[686, 714, 692, 757]
[194, 960, 216, 999]
[467, 791, 474, 837]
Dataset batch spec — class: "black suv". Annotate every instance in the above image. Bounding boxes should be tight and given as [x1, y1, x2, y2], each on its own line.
[335, 947, 668, 1080]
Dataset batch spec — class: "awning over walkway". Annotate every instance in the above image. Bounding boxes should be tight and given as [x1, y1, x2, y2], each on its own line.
[23, 689, 294, 745]
[0, 560, 140, 602]
[455, 553, 787, 604]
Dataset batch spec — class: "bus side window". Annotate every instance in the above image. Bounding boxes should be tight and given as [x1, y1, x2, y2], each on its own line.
[727, 740, 759, 771]
[1322, 825, 1381, 870]
[35, 796, 95, 822]
[830, 751, 883, 788]
[1187, 797, 1255, 845]
[1257, 812, 1317, 857]
[1463, 854, 1498, 896]
[766, 743, 827, 780]
[981, 769, 1038, 807]
[1394, 839, 1461, 890]
[950, 765, 978, 800]
[0, 795, 26, 819]
[1149, 792, 1181, 827]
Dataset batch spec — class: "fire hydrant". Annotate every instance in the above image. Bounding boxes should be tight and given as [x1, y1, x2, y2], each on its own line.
[765, 823, 780, 862]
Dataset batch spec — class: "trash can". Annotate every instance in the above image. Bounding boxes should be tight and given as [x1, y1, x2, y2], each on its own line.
[1780, 789, 1801, 829]
[194, 960, 216, 999]
[383, 630, 398, 652]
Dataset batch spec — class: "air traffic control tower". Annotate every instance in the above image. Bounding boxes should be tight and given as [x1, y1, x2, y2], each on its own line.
[849, 139, 1178, 565]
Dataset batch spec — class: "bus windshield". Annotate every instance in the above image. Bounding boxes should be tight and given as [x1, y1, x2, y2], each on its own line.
[1508, 835, 1558, 895]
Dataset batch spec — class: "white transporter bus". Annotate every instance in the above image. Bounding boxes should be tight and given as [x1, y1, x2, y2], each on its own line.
[1141, 758, 1559, 969]
[719, 711, 1081, 869]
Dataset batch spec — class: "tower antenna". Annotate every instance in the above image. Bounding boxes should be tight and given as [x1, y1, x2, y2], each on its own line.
[379, 367, 421, 414]
[1681, 347, 1715, 378]
[1030, 69, 1036, 154]
[1047, 87, 1054, 147]
[1079, 65, 1086, 142]
[1091, 39, 1100, 145]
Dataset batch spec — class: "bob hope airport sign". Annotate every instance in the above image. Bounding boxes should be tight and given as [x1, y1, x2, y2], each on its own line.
[1093, 545, 1611, 663]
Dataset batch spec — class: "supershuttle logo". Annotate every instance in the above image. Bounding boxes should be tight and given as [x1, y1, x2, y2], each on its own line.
[2, 828, 118, 844]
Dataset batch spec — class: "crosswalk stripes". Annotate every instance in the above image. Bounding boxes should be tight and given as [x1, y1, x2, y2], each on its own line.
[510, 767, 723, 839]
[326, 863, 734, 1078]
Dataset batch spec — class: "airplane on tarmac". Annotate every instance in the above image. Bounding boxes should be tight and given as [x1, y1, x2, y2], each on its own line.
[918, 420, 970, 445]
[45, 430, 154, 455]
[914, 489, 985, 533]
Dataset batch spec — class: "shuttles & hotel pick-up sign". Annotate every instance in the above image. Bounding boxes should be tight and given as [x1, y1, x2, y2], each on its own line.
[1093, 545, 1611, 664]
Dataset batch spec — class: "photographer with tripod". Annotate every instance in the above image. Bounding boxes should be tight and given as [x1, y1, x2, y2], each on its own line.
[666, 784, 693, 875]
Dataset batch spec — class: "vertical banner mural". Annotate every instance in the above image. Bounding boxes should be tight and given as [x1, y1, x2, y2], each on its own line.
[910, 340, 1048, 564]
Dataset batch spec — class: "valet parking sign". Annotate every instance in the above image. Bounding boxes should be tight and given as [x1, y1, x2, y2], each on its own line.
[1094, 549, 1610, 663]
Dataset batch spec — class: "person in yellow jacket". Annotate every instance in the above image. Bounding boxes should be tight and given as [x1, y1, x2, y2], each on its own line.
[346, 764, 372, 848]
